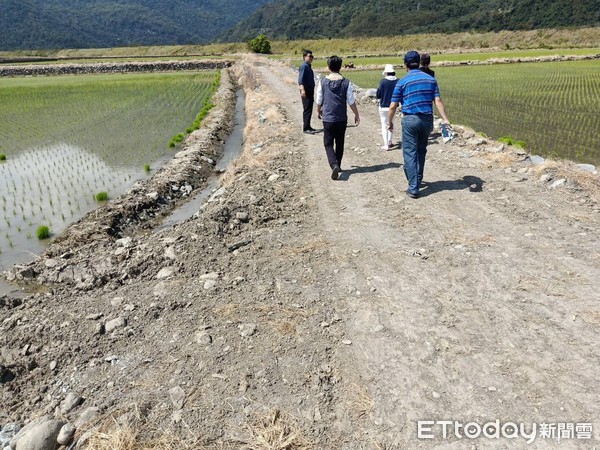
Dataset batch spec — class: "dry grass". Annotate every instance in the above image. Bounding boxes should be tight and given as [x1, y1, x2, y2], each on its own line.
[348, 383, 375, 418]
[279, 239, 328, 256]
[484, 149, 522, 168]
[444, 232, 497, 247]
[282, 75, 297, 86]
[213, 301, 312, 319]
[532, 159, 600, 203]
[4, 27, 598, 61]
[271, 319, 297, 335]
[84, 417, 206, 450]
[212, 301, 239, 318]
[394, 213, 427, 227]
[344, 383, 374, 419]
[270, 27, 600, 55]
[81, 406, 242, 450]
[244, 409, 311, 450]
[582, 310, 600, 326]
[85, 429, 212, 450]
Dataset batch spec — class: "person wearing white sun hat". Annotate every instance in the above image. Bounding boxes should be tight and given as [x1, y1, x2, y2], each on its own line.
[376, 63, 398, 150]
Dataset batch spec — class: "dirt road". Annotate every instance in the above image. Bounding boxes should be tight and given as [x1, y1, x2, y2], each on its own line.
[2, 55, 600, 449]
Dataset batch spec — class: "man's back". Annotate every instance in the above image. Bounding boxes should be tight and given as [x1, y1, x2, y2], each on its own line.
[392, 70, 439, 115]
[320, 75, 350, 122]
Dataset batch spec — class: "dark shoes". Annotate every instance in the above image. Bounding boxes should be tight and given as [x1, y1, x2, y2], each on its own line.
[405, 189, 419, 199]
[303, 127, 317, 134]
[331, 165, 341, 180]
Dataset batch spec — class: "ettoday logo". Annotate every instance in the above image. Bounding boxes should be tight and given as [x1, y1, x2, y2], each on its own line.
[417, 420, 594, 444]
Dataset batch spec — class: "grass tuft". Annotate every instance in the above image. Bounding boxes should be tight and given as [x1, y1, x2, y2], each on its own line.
[499, 136, 527, 149]
[95, 191, 109, 202]
[36, 225, 50, 240]
[245, 409, 311, 450]
[0, 153, 6, 161]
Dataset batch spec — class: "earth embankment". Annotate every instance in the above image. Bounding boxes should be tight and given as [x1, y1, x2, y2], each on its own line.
[0, 60, 231, 77]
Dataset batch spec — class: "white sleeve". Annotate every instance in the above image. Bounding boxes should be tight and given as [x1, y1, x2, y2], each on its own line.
[347, 83, 356, 105]
[316, 79, 323, 105]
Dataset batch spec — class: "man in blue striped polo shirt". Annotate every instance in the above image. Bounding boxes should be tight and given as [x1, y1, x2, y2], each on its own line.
[388, 50, 451, 198]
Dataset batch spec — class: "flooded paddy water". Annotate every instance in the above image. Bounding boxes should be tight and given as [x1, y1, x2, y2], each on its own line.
[0, 70, 218, 271]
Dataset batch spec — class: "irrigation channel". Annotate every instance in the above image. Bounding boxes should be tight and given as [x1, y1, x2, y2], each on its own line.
[0, 90, 246, 296]
[158, 90, 246, 230]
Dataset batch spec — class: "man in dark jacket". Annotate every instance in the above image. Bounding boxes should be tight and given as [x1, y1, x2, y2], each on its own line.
[298, 50, 316, 133]
[316, 55, 360, 180]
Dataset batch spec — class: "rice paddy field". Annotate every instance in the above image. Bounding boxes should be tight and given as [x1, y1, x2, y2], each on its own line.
[285, 48, 600, 70]
[345, 59, 600, 165]
[0, 71, 217, 268]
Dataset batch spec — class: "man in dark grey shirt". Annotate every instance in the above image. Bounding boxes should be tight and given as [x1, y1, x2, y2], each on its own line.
[298, 50, 316, 133]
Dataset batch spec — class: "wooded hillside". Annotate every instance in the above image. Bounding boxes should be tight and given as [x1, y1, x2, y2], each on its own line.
[0, 0, 270, 50]
[1, 0, 598, 51]
[225, 0, 600, 42]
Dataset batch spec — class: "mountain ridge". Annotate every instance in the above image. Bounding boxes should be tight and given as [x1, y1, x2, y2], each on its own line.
[0, 0, 271, 51]
[1, 0, 599, 51]
[224, 0, 600, 43]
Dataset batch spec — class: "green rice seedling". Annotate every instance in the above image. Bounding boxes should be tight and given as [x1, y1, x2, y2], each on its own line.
[498, 136, 527, 148]
[168, 134, 186, 147]
[0, 153, 6, 161]
[514, 141, 527, 149]
[95, 191, 108, 202]
[499, 136, 515, 145]
[36, 225, 50, 240]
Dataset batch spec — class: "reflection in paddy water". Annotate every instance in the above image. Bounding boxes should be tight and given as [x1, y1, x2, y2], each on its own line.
[0, 144, 147, 270]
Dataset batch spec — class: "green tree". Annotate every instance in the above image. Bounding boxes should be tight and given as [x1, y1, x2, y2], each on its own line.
[248, 34, 271, 54]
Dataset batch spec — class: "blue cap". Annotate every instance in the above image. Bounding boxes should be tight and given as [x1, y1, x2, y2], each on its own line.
[404, 50, 420, 66]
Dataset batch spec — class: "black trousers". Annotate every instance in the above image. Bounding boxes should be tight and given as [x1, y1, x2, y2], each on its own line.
[323, 121, 347, 169]
[301, 90, 314, 130]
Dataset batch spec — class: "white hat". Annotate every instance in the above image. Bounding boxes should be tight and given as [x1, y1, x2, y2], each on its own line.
[382, 64, 395, 75]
